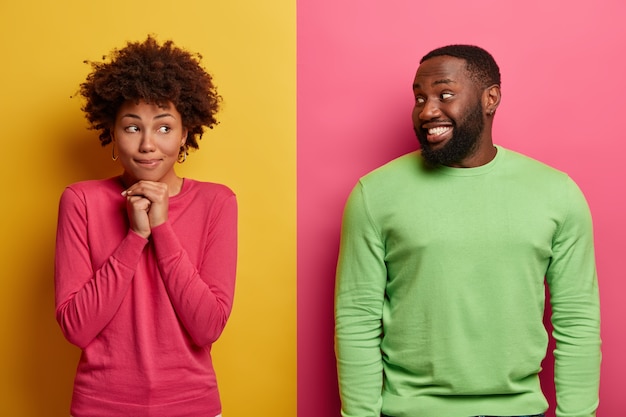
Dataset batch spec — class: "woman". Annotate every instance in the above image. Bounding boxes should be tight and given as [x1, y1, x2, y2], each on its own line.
[55, 36, 237, 417]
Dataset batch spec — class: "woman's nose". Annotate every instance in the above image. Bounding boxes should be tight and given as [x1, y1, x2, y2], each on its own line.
[139, 132, 156, 152]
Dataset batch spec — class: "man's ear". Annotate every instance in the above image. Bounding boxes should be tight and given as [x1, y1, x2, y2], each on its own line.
[483, 84, 501, 116]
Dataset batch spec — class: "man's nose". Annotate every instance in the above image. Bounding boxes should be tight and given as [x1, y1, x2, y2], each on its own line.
[419, 99, 441, 120]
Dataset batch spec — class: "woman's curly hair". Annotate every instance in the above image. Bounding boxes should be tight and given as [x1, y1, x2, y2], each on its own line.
[80, 35, 221, 150]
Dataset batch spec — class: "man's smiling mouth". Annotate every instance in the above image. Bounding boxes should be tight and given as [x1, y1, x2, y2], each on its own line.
[428, 126, 452, 136]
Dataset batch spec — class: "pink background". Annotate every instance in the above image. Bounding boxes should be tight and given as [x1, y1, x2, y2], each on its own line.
[297, 1, 626, 416]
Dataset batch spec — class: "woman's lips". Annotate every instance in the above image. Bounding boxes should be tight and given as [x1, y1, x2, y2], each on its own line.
[135, 159, 161, 167]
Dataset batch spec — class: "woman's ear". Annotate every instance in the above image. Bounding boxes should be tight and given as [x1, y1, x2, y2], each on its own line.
[110, 131, 118, 161]
[181, 128, 188, 147]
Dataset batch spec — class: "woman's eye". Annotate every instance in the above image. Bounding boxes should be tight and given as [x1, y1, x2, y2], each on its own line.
[124, 126, 139, 133]
[158, 126, 171, 133]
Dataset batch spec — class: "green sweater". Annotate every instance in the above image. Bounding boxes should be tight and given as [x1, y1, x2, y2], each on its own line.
[335, 146, 600, 417]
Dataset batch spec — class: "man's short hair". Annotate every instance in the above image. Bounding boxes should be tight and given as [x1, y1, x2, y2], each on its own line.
[420, 44, 501, 89]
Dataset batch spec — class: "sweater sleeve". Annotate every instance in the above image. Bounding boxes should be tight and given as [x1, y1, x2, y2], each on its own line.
[150, 193, 237, 347]
[546, 178, 601, 417]
[55, 187, 148, 349]
[335, 182, 387, 417]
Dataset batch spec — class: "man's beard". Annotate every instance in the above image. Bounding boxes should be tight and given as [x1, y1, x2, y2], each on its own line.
[415, 101, 484, 167]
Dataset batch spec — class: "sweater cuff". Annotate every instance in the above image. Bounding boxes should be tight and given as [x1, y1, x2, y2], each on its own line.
[113, 230, 149, 268]
[151, 221, 183, 260]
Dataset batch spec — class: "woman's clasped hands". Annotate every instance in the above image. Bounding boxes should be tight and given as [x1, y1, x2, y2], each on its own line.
[122, 180, 170, 239]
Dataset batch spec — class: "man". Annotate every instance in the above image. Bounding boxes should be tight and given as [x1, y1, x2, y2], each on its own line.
[334, 45, 600, 417]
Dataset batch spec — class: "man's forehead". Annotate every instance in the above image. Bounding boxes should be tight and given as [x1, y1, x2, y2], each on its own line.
[414, 56, 467, 87]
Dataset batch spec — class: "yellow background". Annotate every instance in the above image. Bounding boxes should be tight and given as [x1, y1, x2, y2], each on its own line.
[0, 1, 296, 415]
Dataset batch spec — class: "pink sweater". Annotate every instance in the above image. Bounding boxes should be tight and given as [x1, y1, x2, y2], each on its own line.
[55, 177, 237, 417]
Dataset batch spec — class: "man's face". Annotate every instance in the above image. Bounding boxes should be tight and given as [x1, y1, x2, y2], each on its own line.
[412, 56, 485, 167]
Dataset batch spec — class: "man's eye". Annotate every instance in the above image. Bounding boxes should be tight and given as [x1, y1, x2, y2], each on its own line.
[124, 126, 139, 133]
[158, 126, 171, 133]
[441, 92, 453, 100]
[415, 96, 425, 104]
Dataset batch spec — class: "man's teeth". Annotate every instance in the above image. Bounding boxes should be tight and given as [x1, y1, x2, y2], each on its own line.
[428, 126, 450, 135]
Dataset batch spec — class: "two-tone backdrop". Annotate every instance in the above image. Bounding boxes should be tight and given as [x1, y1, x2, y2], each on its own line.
[1, 0, 623, 416]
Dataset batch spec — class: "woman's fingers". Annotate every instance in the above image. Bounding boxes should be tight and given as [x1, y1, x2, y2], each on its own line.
[123, 181, 168, 203]
[122, 180, 170, 229]
[125, 195, 152, 238]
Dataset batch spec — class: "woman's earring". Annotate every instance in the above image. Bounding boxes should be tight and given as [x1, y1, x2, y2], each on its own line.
[111, 142, 118, 161]
[177, 146, 187, 164]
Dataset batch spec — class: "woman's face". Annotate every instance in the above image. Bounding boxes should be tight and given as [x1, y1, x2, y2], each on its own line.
[111, 100, 187, 187]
